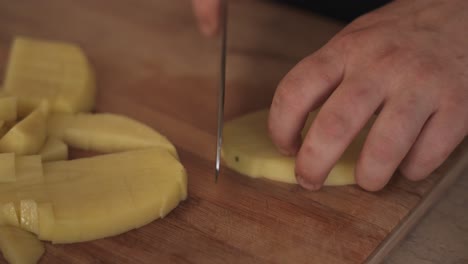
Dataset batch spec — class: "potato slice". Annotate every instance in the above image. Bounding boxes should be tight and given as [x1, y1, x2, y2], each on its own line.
[3, 36, 95, 116]
[222, 109, 373, 185]
[48, 113, 177, 157]
[41, 148, 187, 243]
[39, 138, 68, 162]
[0, 97, 17, 122]
[0, 102, 48, 155]
[0, 226, 44, 264]
[0, 153, 15, 183]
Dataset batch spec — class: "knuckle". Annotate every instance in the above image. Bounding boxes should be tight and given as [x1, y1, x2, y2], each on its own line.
[401, 149, 449, 181]
[271, 81, 302, 111]
[314, 110, 352, 140]
[366, 134, 400, 163]
[409, 57, 442, 83]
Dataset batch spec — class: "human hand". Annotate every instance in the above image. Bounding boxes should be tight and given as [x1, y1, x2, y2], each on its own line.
[268, 0, 468, 191]
[191, 0, 221, 36]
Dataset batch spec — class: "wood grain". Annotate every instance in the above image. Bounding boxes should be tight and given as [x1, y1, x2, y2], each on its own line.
[0, 0, 466, 263]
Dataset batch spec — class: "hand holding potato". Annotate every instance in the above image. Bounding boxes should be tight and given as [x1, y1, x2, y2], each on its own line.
[193, 0, 468, 191]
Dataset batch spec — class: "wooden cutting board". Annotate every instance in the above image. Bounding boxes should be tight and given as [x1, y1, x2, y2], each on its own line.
[0, 1, 466, 263]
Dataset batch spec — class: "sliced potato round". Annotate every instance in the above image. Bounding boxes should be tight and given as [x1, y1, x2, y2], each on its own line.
[222, 109, 373, 186]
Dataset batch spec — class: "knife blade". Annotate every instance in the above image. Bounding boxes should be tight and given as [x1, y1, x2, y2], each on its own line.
[215, 0, 228, 182]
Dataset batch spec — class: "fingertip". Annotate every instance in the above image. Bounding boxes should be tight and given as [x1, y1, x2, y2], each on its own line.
[355, 172, 386, 192]
[268, 109, 302, 156]
[296, 174, 322, 191]
[192, 0, 221, 37]
[199, 20, 218, 37]
[355, 157, 392, 192]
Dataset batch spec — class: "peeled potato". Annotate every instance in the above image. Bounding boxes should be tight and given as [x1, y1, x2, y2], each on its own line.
[222, 109, 373, 185]
[3, 36, 95, 116]
[0, 153, 15, 183]
[48, 113, 177, 157]
[0, 148, 187, 244]
[0, 203, 19, 227]
[0, 226, 44, 264]
[0, 102, 48, 155]
[39, 138, 68, 162]
[0, 97, 17, 122]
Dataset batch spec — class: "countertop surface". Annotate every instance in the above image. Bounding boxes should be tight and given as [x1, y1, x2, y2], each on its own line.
[387, 170, 468, 264]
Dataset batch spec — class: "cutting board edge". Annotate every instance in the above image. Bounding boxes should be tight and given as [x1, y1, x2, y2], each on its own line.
[364, 143, 468, 264]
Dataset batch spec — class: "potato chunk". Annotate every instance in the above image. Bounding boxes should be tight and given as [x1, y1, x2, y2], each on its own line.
[3, 36, 95, 116]
[0, 226, 44, 264]
[41, 148, 187, 243]
[0, 102, 48, 155]
[222, 109, 373, 185]
[39, 138, 68, 162]
[0, 148, 186, 244]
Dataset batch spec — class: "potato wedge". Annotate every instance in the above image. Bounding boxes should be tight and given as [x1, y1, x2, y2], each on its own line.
[0, 102, 48, 155]
[0, 226, 44, 264]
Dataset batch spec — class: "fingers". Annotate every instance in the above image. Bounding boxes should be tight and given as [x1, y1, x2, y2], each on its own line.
[268, 48, 344, 156]
[294, 75, 384, 190]
[355, 93, 434, 191]
[399, 107, 468, 181]
[191, 0, 221, 36]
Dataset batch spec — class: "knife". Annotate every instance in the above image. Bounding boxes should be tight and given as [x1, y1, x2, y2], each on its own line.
[215, 0, 228, 182]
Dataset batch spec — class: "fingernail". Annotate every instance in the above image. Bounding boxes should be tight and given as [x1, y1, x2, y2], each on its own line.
[296, 174, 321, 191]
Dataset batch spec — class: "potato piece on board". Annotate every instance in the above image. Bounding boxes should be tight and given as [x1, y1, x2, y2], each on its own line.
[3, 36, 95, 116]
[0, 226, 44, 264]
[222, 109, 374, 185]
[0, 203, 19, 227]
[39, 138, 68, 162]
[48, 113, 177, 157]
[0, 97, 17, 122]
[0, 153, 15, 183]
[41, 148, 187, 243]
[0, 102, 48, 155]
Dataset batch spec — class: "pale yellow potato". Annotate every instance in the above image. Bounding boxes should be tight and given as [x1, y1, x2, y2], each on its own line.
[39, 138, 68, 162]
[0, 148, 187, 244]
[0, 153, 15, 183]
[222, 109, 374, 185]
[48, 113, 178, 157]
[0, 97, 17, 122]
[19, 200, 39, 234]
[0, 122, 14, 139]
[3, 36, 95, 117]
[0, 102, 48, 155]
[0, 226, 44, 264]
[42, 148, 187, 243]
[0, 203, 19, 227]
[0, 156, 44, 203]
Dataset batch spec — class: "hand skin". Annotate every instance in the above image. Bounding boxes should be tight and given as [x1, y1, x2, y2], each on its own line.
[192, 0, 468, 191]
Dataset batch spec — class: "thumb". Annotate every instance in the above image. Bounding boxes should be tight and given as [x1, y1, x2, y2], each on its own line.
[191, 0, 221, 36]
